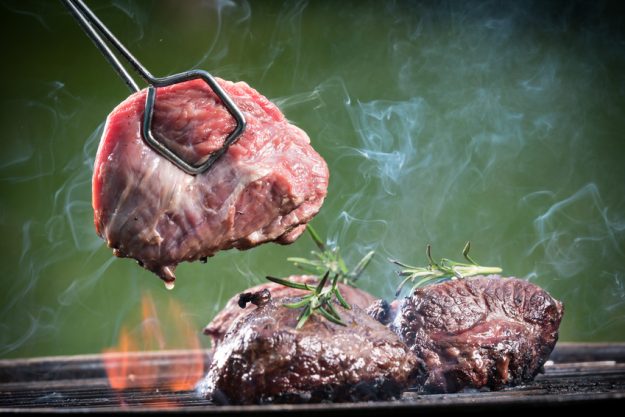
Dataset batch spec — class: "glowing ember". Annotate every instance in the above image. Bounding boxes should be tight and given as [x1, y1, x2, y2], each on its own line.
[102, 293, 205, 392]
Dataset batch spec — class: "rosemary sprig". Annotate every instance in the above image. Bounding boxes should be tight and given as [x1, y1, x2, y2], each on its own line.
[287, 225, 375, 287]
[390, 242, 502, 296]
[266, 271, 351, 328]
[265, 225, 375, 329]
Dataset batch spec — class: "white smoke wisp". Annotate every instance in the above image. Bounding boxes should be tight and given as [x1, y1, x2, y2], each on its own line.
[295, 0, 625, 341]
[3, 0, 625, 359]
[0, 0, 258, 359]
[524, 184, 625, 336]
[529, 183, 625, 278]
[0, 81, 111, 357]
[191, 0, 250, 71]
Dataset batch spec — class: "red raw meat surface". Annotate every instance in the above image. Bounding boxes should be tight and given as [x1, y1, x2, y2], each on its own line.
[93, 79, 328, 284]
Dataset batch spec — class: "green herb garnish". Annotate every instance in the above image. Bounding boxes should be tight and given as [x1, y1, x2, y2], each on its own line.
[390, 242, 502, 296]
[286, 225, 374, 287]
[266, 271, 351, 328]
[265, 225, 375, 329]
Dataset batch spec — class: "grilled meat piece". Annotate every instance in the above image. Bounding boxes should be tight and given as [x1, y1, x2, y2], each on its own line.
[198, 291, 419, 404]
[93, 79, 328, 285]
[384, 275, 564, 393]
[203, 275, 376, 348]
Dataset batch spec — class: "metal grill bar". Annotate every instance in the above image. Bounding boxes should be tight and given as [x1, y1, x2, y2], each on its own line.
[1, 343, 624, 413]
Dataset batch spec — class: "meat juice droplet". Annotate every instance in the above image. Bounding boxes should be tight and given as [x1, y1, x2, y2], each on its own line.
[165, 281, 175, 290]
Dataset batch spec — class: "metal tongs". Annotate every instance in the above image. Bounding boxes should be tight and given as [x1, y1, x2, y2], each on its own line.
[62, 0, 246, 175]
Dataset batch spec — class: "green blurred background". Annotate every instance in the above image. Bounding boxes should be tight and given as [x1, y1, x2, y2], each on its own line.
[1, 0, 624, 359]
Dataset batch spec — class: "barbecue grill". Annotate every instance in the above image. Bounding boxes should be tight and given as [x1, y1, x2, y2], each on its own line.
[2, 1, 625, 414]
[1, 343, 624, 413]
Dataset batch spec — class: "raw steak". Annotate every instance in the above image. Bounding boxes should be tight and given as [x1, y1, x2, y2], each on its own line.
[197, 290, 419, 404]
[381, 275, 564, 393]
[92, 79, 329, 285]
[203, 275, 376, 348]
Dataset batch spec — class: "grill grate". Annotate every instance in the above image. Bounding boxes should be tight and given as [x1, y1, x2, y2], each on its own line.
[1, 343, 624, 413]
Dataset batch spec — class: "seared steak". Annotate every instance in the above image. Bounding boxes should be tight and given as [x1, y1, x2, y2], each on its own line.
[93, 79, 329, 285]
[383, 275, 563, 393]
[203, 275, 376, 348]
[198, 291, 418, 404]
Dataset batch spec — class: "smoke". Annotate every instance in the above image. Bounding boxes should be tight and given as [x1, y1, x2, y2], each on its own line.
[524, 183, 625, 335]
[294, 0, 625, 337]
[1, 0, 624, 361]
[0, 0, 56, 30]
[529, 183, 625, 278]
[188, 0, 249, 70]
[347, 99, 423, 195]
[0, 78, 110, 356]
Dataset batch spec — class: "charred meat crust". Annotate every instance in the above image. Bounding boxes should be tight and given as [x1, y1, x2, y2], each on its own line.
[198, 297, 420, 404]
[203, 275, 377, 348]
[386, 275, 564, 393]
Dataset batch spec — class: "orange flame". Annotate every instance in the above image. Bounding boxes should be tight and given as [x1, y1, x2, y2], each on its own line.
[102, 293, 205, 394]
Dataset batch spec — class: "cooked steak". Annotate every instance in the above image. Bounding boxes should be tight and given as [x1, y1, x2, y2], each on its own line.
[92, 79, 329, 285]
[366, 299, 396, 326]
[203, 275, 376, 348]
[384, 275, 563, 393]
[197, 291, 419, 404]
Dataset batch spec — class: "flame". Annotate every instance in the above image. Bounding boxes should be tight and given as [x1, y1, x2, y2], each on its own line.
[102, 293, 205, 394]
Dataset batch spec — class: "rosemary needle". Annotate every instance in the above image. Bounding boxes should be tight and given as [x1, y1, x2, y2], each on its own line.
[390, 242, 502, 297]
[266, 225, 374, 329]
